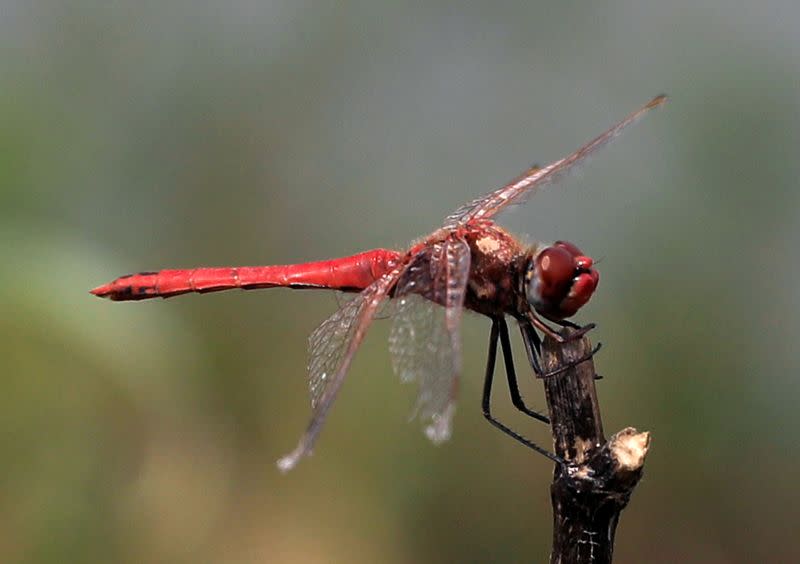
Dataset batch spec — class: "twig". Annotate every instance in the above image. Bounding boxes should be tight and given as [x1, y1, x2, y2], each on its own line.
[541, 328, 650, 564]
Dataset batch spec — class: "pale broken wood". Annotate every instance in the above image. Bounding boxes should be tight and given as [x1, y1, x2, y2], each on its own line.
[541, 328, 650, 564]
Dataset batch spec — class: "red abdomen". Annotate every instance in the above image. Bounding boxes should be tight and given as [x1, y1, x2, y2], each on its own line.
[91, 249, 401, 301]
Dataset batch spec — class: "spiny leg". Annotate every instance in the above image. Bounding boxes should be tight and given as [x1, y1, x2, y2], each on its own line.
[496, 317, 549, 424]
[551, 318, 582, 330]
[539, 342, 603, 379]
[520, 319, 602, 379]
[482, 318, 563, 465]
[551, 319, 603, 377]
[527, 310, 595, 343]
[520, 321, 543, 375]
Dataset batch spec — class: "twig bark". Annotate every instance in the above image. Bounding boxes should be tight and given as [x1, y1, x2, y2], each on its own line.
[540, 328, 650, 564]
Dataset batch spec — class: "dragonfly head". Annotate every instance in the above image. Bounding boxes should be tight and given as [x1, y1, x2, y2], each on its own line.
[525, 241, 599, 320]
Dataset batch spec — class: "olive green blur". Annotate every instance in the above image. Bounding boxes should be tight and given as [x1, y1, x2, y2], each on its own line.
[3, 2, 799, 563]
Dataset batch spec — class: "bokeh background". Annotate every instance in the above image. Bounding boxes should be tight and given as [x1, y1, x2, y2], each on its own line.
[3, 1, 800, 562]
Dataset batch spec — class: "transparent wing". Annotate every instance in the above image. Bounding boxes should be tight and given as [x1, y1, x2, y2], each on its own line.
[277, 266, 403, 472]
[334, 290, 396, 320]
[443, 95, 667, 228]
[388, 236, 471, 443]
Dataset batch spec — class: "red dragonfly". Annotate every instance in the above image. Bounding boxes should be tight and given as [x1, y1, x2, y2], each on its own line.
[92, 95, 666, 471]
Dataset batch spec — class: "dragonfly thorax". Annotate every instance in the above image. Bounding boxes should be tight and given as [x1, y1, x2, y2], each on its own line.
[525, 241, 599, 320]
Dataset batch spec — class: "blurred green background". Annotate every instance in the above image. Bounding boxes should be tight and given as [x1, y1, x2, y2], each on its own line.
[3, 1, 799, 562]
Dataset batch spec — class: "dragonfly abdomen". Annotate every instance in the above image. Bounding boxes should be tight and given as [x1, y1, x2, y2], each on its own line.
[90, 249, 401, 301]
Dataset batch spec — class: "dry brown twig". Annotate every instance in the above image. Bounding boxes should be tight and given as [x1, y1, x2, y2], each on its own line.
[540, 328, 650, 564]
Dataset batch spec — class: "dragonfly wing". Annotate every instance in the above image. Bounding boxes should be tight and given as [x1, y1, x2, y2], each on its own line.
[334, 290, 397, 320]
[388, 236, 471, 443]
[277, 266, 403, 472]
[443, 95, 666, 227]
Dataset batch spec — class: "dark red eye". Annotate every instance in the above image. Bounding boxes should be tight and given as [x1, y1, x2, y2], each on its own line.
[527, 242, 599, 319]
[537, 246, 576, 290]
[554, 241, 593, 270]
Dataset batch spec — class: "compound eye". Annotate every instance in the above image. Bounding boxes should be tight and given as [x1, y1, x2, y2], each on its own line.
[528, 242, 599, 319]
[553, 240, 583, 256]
[537, 246, 576, 290]
[554, 241, 594, 269]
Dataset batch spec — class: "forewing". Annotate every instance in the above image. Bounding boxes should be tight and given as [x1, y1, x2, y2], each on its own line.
[443, 95, 666, 227]
[277, 266, 403, 472]
[388, 237, 471, 443]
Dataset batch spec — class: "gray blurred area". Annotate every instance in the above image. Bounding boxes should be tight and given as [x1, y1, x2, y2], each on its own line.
[2, 1, 799, 562]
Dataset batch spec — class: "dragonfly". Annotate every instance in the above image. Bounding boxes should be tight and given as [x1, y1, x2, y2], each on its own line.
[91, 95, 666, 472]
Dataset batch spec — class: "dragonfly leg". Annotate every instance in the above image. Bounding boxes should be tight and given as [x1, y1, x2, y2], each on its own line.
[552, 317, 599, 343]
[496, 317, 549, 424]
[482, 318, 564, 465]
[528, 310, 596, 343]
[520, 320, 602, 379]
[519, 321, 543, 376]
[552, 318, 581, 330]
[540, 342, 603, 379]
